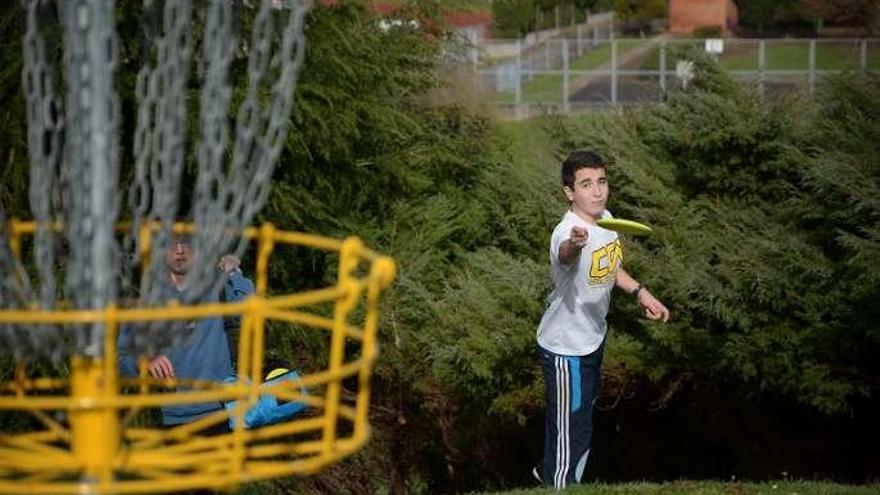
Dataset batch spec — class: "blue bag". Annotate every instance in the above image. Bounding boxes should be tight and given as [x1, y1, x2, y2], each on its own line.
[224, 369, 308, 429]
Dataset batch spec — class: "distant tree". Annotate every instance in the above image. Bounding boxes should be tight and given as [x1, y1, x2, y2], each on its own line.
[736, 0, 809, 32]
[590, 0, 616, 11]
[575, 0, 612, 11]
[493, 0, 615, 37]
[613, 0, 666, 23]
[801, 0, 879, 34]
[492, 0, 536, 37]
[614, 0, 666, 21]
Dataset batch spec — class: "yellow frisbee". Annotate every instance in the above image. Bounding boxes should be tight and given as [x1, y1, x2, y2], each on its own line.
[596, 218, 653, 236]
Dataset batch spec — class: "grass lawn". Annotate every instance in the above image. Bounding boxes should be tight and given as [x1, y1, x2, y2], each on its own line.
[639, 40, 880, 72]
[494, 40, 651, 105]
[472, 481, 880, 495]
[720, 42, 865, 71]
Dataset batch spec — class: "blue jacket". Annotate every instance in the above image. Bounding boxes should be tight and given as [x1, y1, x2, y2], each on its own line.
[118, 272, 255, 425]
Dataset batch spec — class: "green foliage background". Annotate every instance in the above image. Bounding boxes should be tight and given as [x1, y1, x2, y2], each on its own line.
[1, 2, 879, 494]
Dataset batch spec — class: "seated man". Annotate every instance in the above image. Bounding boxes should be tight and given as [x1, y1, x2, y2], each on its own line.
[118, 234, 254, 429]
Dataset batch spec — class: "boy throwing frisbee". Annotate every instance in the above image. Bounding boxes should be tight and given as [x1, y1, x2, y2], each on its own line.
[534, 150, 669, 489]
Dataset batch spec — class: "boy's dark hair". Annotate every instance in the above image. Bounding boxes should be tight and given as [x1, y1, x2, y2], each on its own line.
[561, 150, 605, 188]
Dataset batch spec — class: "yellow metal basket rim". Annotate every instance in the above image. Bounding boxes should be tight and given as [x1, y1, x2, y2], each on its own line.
[0, 221, 395, 493]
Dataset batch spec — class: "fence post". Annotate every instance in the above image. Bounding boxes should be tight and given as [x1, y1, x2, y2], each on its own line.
[520, 35, 538, 82]
[809, 39, 816, 95]
[592, 22, 598, 48]
[758, 39, 766, 102]
[472, 36, 479, 65]
[555, 5, 560, 30]
[545, 41, 550, 70]
[515, 38, 523, 109]
[861, 39, 868, 71]
[611, 39, 618, 104]
[563, 38, 570, 113]
[610, 12, 615, 39]
[577, 24, 583, 57]
[660, 40, 667, 97]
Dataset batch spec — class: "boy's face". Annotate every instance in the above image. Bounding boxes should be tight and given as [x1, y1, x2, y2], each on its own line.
[564, 166, 609, 221]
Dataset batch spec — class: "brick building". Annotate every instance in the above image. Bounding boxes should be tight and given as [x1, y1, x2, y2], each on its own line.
[669, 0, 739, 35]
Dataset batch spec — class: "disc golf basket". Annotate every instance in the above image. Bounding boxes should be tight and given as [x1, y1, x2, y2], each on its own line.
[0, 1, 397, 493]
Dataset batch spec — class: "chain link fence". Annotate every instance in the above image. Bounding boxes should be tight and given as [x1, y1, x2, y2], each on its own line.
[472, 37, 880, 117]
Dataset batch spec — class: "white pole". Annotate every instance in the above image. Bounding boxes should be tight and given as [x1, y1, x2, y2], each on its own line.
[611, 39, 618, 103]
[545, 40, 550, 70]
[577, 24, 583, 56]
[861, 39, 868, 71]
[563, 38, 569, 113]
[759, 40, 766, 102]
[610, 12, 615, 40]
[660, 40, 667, 95]
[809, 39, 816, 95]
[515, 38, 522, 107]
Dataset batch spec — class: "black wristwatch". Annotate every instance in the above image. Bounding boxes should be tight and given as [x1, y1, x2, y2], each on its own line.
[632, 284, 644, 298]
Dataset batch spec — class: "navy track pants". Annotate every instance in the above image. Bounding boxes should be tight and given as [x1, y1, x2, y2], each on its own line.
[538, 341, 605, 489]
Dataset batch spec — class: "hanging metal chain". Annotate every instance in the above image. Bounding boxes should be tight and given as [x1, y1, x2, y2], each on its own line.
[122, 0, 197, 356]
[23, 0, 63, 313]
[57, 0, 122, 358]
[186, 0, 310, 306]
[130, 0, 311, 356]
[17, 0, 66, 361]
[10, 0, 310, 360]
[0, 206, 40, 361]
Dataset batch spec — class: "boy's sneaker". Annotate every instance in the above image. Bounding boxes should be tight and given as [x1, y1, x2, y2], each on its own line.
[531, 464, 542, 484]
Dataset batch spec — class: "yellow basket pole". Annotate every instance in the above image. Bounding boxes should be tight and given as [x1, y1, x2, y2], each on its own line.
[255, 223, 275, 296]
[14, 363, 26, 398]
[7, 220, 26, 300]
[69, 307, 119, 485]
[354, 257, 397, 438]
[322, 237, 363, 455]
[138, 221, 153, 278]
[251, 223, 273, 400]
[8, 219, 22, 259]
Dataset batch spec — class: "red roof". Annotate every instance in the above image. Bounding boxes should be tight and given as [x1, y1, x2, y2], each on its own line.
[445, 10, 492, 28]
[318, 0, 492, 27]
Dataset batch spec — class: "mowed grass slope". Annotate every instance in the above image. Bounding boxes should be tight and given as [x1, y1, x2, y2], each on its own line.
[473, 481, 880, 495]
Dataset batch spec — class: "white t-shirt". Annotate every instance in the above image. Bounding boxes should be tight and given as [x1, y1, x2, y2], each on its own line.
[536, 209, 621, 356]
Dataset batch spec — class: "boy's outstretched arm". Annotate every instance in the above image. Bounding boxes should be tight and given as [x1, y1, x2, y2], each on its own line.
[558, 226, 589, 265]
[616, 268, 670, 322]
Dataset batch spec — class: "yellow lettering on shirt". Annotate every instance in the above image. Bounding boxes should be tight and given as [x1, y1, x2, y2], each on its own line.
[589, 239, 622, 285]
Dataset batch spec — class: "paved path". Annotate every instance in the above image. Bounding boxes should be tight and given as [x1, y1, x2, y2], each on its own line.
[567, 33, 673, 99]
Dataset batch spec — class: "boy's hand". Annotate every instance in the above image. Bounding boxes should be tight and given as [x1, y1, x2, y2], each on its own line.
[638, 289, 670, 322]
[559, 226, 589, 265]
[569, 226, 588, 248]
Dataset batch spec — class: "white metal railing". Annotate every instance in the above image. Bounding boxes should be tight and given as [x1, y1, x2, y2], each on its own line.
[471, 38, 880, 115]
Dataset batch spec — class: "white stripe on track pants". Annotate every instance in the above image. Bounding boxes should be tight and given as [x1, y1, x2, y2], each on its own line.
[537, 341, 605, 490]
